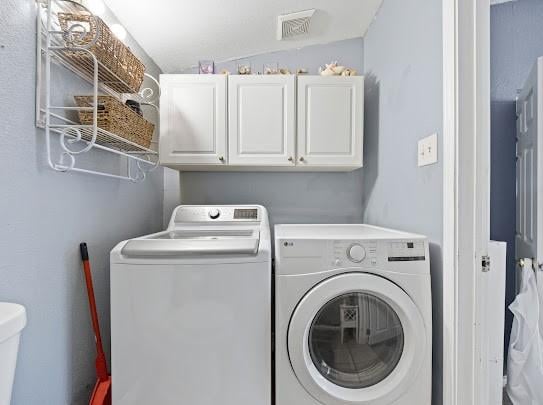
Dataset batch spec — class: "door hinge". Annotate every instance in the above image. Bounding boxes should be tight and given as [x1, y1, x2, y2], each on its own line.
[482, 255, 491, 272]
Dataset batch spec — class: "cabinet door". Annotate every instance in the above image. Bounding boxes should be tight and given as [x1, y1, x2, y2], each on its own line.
[160, 75, 227, 166]
[297, 76, 364, 168]
[228, 75, 295, 166]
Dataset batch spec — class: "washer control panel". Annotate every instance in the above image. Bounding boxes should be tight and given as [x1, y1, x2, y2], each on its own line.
[174, 206, 261, 223]
[208, 208, 221, 219]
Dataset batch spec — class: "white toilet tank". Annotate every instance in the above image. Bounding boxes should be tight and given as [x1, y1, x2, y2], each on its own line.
[0, 303, 26, 405]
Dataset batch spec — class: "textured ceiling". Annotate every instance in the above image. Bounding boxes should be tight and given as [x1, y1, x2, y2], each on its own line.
[103, 0, 383, 73]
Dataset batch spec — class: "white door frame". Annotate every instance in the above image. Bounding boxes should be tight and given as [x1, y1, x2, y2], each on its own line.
[442, 0, 491, 404]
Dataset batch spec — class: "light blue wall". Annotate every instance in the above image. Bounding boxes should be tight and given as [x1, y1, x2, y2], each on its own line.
[0, 1, 163, 404]
[490, 0, 543, 365]
[362, 0, 443, 403]
[180, 38, 365, 227]
[491, 0, 543, 101]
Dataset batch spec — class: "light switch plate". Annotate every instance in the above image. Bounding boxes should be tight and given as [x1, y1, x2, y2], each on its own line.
[418, 133, 438, 167]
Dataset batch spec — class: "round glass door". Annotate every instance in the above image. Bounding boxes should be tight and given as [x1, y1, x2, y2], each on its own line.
[308, 293, 404, 389]
[288, 273, 427, 405]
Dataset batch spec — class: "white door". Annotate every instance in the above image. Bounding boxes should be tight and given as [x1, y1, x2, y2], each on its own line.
[477, 241, 506, 405]
[366, 295, 403, 345]
[516, 58, 542, 269]
[228, 75, 295, 166]
[288, 273, 427, 405]
[297, 76, 364, 168]
[508, 56, 543, 404]
[356, 294, 401, 345]
[159, 74, 227, 166]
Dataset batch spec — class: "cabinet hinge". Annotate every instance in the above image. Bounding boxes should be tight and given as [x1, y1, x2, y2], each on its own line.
[482, 255, 491, 272]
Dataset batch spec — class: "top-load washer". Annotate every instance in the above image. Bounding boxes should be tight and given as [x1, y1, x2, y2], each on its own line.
[275, 224, 431, 405]
[110, 205, 271, 405]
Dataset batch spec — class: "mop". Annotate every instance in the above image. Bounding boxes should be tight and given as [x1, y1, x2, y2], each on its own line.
[80, 243, 112, 405]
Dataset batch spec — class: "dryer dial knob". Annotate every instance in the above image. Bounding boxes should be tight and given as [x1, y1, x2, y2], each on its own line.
[347, 244, 366, 263]
[208, 208, 221, 219]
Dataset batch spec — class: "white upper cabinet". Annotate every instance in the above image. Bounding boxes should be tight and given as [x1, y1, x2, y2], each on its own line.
[159, 75, 364, 171]
[297, 76, 364, 168]
[228, 76, 296, 166]
[159, 74, 227, 166]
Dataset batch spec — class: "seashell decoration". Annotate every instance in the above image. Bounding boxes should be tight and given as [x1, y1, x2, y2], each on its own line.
[238, 64, 252, 75]
[264, 63, 279, 75]
[332, 65, 345, 75]
[341, 68, 357, 76]
[319, 61, 357, 76]
[263, 66, 291, 75]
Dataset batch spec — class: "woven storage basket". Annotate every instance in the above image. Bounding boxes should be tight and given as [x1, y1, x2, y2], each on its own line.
[75, 96, 154, 149]
[58, 13, 145, 94]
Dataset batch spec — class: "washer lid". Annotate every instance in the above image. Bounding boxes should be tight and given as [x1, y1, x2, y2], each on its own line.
[121, 229, 260, 257]
[288, 273, 427, 405]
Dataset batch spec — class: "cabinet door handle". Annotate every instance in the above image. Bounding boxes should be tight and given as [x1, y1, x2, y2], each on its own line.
[288, 156, 293, 162]
[218, 156, 225, 162]
[299, 157, 305, 162]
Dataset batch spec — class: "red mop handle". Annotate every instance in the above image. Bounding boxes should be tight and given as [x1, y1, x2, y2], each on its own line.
[80, 243, 109, 382]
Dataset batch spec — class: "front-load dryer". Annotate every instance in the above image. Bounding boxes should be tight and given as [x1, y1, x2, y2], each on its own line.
[110, 205, 271, 405]
[275, 224, 431, 405]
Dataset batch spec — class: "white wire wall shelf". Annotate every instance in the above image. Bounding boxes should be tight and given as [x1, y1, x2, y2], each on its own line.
[36, 0, 161, 182]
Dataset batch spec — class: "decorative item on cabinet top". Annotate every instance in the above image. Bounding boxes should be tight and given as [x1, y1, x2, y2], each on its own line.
[158, 74, 364, 172]
[319, 61, 357, 77]
[237, 62, 252, 75]
[198, 60, 215, 74]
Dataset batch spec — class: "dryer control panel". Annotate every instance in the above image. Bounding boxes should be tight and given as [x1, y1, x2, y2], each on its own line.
[332, 240, 378, 267]
[388, 241, 426, 262]
[329, 239, 426, 268]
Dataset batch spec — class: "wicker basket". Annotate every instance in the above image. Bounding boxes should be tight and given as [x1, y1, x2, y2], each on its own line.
[75, 96, 154, 149]
[58, 13, 145, 94]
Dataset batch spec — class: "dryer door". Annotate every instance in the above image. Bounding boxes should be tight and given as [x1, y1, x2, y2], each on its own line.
[288, 272, 427, 405]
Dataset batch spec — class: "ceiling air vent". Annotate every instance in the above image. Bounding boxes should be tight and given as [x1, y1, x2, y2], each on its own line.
[277, 9, 315, 40]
